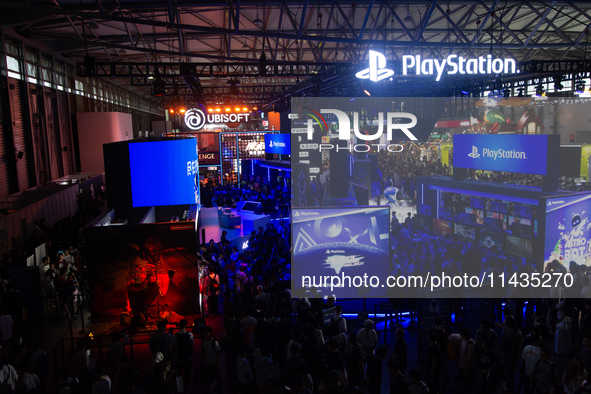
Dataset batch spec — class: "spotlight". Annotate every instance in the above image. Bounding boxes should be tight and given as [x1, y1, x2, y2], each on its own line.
[208, 109, 213, 112]
[535, 84, 544, 97]
[235, 107, 241, 112]
[576, 80, 586, 93]
[243, 107, 248, 111]
[179, 108, 186, 113]
[225, 108, 231, 112]
[363, 89, 371, 96]
[87, 19, 99, 30]
[554, 76, 564, 91]
[503, 89, 511, 98]
[169, 109, 175, 114]
[216, 108, 221, 112]
[517, 88, 524, 97]
[404, 12, 413, 22]
[461, 90, 469, 95]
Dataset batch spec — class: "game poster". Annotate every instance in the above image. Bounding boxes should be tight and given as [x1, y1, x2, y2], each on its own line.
[544, 194, 591, 270]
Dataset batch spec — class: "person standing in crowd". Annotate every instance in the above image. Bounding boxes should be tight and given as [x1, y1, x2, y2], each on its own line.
[530, 348, 560, 394]
[171, 319, 194, 390]
[390, 329, 408, 375]
[522, 332, 543, 394]
[427, 331, 442, 391]
[204, 269, 220, 318]
[237, 345, 253, 394]
[458, 327, 477, 393]
[501, 316, 522, 392]
[201, 326, 222, 392]
[149, 321, 172, 359]
[357, 319, 378, 361]
[366, 344, 387, 394]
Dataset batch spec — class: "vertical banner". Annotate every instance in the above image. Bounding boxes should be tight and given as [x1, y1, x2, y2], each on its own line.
[292, 164, 312, 207]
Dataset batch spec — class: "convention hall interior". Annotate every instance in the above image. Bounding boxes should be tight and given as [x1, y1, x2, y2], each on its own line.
[1, 1, 591, 393]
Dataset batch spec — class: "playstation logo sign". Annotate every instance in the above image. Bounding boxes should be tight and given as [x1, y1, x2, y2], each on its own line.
[468, 146, 480, 158]
[355, 51, 394, 82]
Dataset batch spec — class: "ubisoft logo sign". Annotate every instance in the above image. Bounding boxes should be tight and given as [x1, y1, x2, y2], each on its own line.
[184, 109, 206, 130]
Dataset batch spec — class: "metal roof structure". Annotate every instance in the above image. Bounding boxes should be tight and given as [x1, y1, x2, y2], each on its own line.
[6, 0, 591, 107]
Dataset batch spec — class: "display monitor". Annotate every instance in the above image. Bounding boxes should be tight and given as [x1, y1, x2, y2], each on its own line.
[484, 217, 504, 231]
[415, 215, 433, 232]
[454, 223, 476, 243]
[291, 206, 390, 298]
[490, 201, 499, 212]
[418, 204, 432, 216]
[478, 229, 504, 252]
[512, 205, 533, 218]
[470, 198, 485, 210]
[241, 202, 261, 212]
[508, 216, 532, 227]
[439, 208, 453, 221]
[433, 219, 453, 237]
[500, 202, 508, 214]
[455, 212, 476, 225]
[128, 139, 199, 207]
[505, 235, 533, 259]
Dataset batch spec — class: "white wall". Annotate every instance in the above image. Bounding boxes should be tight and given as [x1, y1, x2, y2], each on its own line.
[77, 112, 132, 173]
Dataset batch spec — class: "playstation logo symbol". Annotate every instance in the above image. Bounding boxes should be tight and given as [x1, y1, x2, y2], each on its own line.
[468, 146, 480, 158]
[355, 50, 394, 82]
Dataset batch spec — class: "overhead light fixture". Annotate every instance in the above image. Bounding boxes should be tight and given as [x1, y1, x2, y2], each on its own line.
[242, 38, 249, 49]
[404, 12, 413, 22]
[517, 88, 524, 97]
[535, 84, 544, 97]
[118, 49, 126, 54]
[554, 76, 564, 91]
[363, 89, 371, 96]
[253, 6, 264, 27]
[87, 19, 99, 30]
[179, 108, 186, 113]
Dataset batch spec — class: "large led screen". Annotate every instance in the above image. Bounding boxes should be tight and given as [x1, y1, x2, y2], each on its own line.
[453, 135, 549, 175]
[129, 139, 199, 207]
[544, 194, 591, 269]
[505, 235, 533, 259]
[292, 207, 389, 298]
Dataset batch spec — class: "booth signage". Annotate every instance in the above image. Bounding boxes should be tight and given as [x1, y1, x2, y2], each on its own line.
[453, 135, 549, 175]
[184, 108, 251, 130]
[355, 51, 518, 83]
[198, 152, 220, 165]
[402, 55, 518, 81]
[265, 134, 291, 155]
[544, 194, 591, 268]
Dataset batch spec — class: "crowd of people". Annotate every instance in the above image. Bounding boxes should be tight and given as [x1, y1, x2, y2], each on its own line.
[0, 185, 105, 393]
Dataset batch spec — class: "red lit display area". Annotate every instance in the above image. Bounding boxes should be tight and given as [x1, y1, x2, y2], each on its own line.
[85, 206, 199, 328]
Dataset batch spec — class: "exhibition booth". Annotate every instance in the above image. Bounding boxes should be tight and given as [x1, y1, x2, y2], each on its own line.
[86, 137, 201, 326]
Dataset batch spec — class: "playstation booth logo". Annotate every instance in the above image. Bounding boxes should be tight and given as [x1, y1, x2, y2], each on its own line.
[355, 50, 394, 82]
[468, 146, 480, 158]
